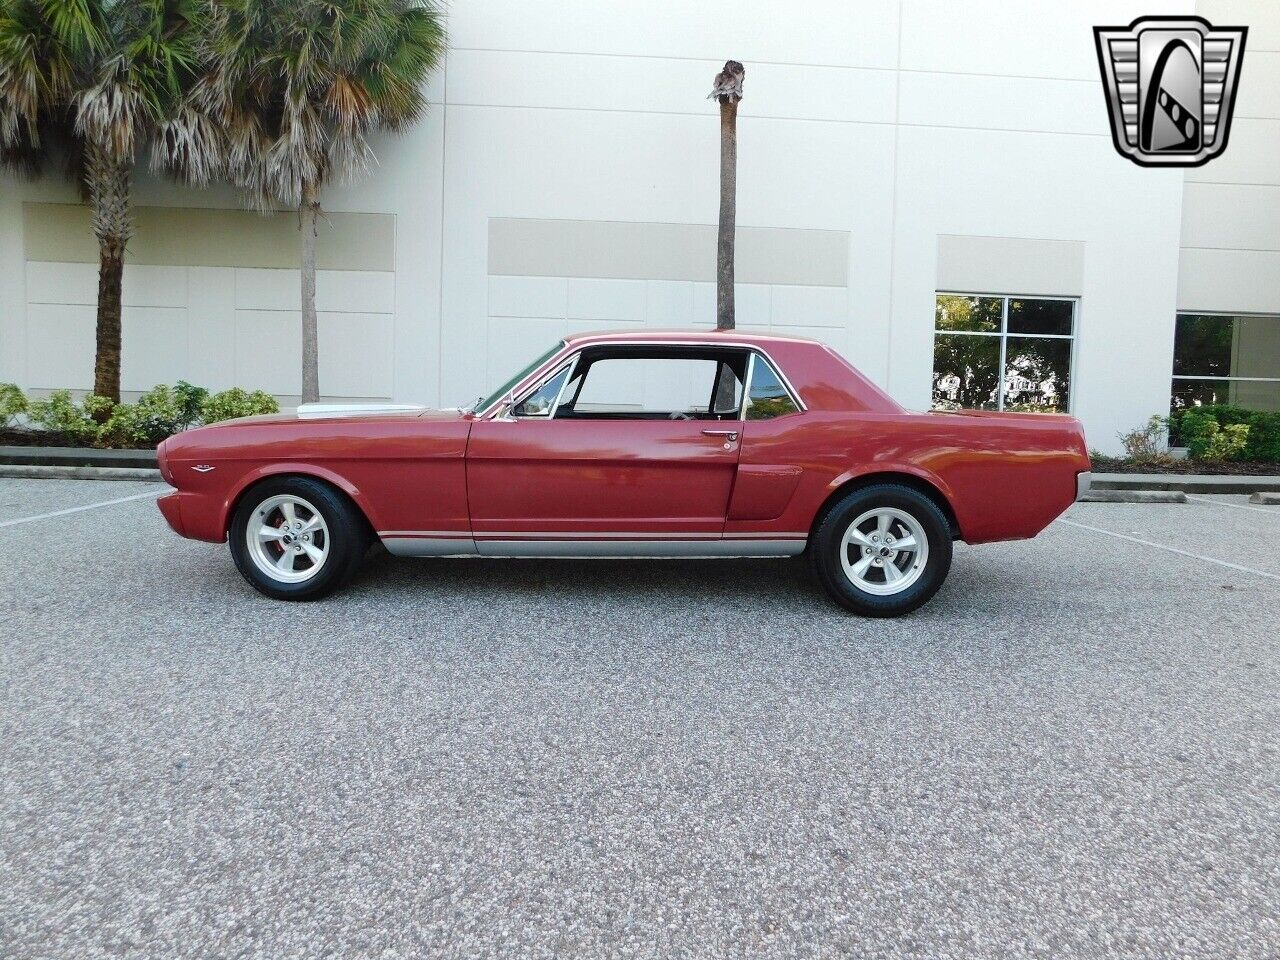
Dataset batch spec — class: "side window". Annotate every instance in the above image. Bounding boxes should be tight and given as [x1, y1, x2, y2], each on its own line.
[514, 363, 572, 417]
[573, 358, 719, 414]
[745, 356, 800, 420]
[556, 351, 748, 419]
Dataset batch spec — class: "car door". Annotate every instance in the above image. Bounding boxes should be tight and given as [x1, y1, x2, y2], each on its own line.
[465, 347, 747, 544]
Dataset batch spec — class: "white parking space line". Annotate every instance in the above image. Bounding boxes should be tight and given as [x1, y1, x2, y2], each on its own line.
[1057, 518, 1280, 582]
[1186, 495, 1280, 516]
[0, 489, 166, 529]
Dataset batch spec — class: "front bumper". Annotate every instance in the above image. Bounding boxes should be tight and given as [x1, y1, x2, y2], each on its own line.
[157, 491, 185, 535]
[1076, 471, 1093, 501]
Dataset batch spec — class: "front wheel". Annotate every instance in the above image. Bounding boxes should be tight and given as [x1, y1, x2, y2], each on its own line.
[229, 476, 369, 600]
[811, 484, 953, 617]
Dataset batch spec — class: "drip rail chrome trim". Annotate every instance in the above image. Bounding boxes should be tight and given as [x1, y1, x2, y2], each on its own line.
[477, 339, 807, 419]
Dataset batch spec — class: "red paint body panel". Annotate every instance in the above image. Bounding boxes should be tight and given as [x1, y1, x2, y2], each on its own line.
[156, 331, 1090, 549]
[466, 419, 740, 534]
[158, 410, 470, 542]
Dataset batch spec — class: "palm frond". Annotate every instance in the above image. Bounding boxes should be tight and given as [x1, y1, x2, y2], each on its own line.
[204, 0, 445, 204]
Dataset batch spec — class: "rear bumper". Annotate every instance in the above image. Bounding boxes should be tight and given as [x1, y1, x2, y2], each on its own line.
[1076, 471, 1092, 501]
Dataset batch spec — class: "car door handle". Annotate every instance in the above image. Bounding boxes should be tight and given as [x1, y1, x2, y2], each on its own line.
[701, 428, 739, 442]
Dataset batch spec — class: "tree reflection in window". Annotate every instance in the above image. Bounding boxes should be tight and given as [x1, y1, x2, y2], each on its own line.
[932, 295, 1074, 413]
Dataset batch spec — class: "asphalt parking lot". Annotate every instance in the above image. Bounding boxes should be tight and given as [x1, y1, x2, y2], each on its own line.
[1, 478, 1277, 959]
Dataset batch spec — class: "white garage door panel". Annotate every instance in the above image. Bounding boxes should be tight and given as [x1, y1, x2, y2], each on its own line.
[316, 271, 396, 314]
[770, 285, 849, 328]
[692, 282, 771, 328]
[318, 312, 395, 398]
[26, 261, 97, 306]
[234, 310, 302, 396]
[488, 276, 568, 319]
[26, 303, 95, 389]
[122, 306, 188, 392]
[567, 278, 648, 323]
[122, 265, 188, 308]
[185, 267, 238, 391]
[235, 268, 302, 311]
[644, 281, 695, 326]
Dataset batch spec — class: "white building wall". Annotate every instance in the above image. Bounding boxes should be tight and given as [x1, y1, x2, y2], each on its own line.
[1179, 1, 1280, 315]
[13, 0, 1274, 454]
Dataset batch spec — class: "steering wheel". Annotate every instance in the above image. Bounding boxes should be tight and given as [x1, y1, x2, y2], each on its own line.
[668, 411, 693, 421]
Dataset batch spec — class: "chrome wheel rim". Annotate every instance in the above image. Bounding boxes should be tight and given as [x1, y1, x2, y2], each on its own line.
[246, 494, 330, 584]
[839, 507, 929, 596]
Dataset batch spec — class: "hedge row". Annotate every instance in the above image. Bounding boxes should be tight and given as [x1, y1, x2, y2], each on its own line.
[0, 382, 278, 449]
[1168, 404, 1280, 463]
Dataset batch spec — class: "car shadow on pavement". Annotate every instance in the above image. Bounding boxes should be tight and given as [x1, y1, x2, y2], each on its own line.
[352, 547, 826, 607]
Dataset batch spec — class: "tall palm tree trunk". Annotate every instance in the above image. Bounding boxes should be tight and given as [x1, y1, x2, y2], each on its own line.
[86, 144, 132, 403]
[716, 99, 738, 330]
[300, 181, 320, 404]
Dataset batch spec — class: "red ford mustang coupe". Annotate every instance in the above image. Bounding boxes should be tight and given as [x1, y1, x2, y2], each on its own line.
[156, 330, 1091, 616]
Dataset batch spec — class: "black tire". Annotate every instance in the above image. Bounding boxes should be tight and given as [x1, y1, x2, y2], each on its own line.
[810, 484, 953, 617]
[228, 476, 370, 601]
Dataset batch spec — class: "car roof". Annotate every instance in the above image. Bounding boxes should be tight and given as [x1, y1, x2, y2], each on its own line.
[563, 328, 822, 349]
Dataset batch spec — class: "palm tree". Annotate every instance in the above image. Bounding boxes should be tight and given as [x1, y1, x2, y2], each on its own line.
[707, 60, 744, 331]
[201, 0, 445, 403]
[0, 0, 215, 403]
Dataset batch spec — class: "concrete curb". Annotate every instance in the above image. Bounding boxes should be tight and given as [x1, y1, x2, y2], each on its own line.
[1249, 492, 1280, 505]
[0, 445, 157, 468]
[1080, 490, 1188, 503]
[1091, 472, 1280, 494]
[0, 465, 163, 482]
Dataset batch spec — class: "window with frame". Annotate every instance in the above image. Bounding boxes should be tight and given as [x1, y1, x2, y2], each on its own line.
[1172, 313, 1280, 413]
[932, 294, 1076, 413]
[744, 355, 800, 420]
[551, 348, 750, 420]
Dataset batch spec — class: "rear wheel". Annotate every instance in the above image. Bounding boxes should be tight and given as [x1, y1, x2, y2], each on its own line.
[811, 484, 952, 617]
[229, 476, 369, 600]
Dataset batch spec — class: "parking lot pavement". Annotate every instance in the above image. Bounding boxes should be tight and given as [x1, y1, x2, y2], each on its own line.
[0, 477, 166, 525]
[1, 479, 1277, 960]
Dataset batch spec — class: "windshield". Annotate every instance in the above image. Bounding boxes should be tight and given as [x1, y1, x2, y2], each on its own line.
[474, 342, 565, 413]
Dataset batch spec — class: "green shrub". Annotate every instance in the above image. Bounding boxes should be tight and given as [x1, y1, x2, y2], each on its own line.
[16, 382, 277, 448]
[1170, 404, 1280, 462]
[1180, 411, 1250, 462]
[0, 382, 27, 427]
[95, 384, 207, 448]
[27, 390, 100, 443]
[202, 388, 279, 424]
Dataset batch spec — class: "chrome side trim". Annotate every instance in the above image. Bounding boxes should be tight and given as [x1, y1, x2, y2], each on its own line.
[378, 535, 807, 558]
[1076, 471, 1093, 501]
[382, 537, 478, 557]
[470, 531, 808, 540]
[474, 539, 806, 558]
[379, 530, 472, 537]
